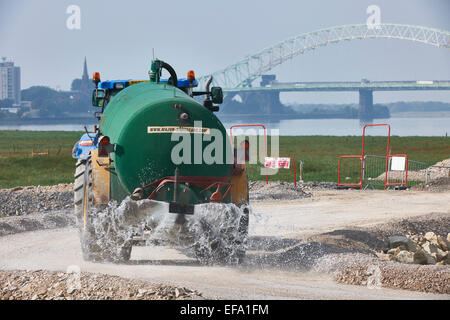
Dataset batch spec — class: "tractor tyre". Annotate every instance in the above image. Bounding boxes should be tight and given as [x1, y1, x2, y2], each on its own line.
[74, 157, 131, 262]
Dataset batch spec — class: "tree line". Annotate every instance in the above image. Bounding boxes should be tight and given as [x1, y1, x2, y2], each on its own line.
[0, 78, 95, 120]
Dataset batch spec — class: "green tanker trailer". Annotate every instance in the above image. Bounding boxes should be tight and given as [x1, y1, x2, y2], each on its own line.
[73, 60, 249, 263]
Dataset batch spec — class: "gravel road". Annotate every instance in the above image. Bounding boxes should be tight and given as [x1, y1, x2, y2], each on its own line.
[0, 187, 449, 299]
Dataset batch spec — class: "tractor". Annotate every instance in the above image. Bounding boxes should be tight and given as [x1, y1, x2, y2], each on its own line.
[72, 60, 249, 263]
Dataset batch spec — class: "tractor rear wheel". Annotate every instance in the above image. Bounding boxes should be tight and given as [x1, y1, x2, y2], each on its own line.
[74, 156, 131, 262]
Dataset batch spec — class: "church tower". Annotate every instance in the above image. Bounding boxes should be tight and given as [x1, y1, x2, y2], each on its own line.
[79, 57, 91, 95]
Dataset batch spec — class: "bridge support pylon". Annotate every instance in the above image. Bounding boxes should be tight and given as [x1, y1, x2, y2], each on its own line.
[221, 74, 285, 115]
[359, 89, 374, 122]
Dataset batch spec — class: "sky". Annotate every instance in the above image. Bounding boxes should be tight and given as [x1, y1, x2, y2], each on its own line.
[0, 0, 449, 104]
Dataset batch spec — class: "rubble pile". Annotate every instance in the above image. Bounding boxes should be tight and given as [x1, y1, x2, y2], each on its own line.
[412, 177, 450, 192]
[249, 181, 314, 200]
[335, 261, 450, 294]
[376, 158, 450, 182]
[377, 232, 450, 265]
[0, 270, 203, 300]
[0, 184, 73, 216]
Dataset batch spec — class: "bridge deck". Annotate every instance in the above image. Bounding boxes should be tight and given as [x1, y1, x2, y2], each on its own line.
[224, 81, 450, 93]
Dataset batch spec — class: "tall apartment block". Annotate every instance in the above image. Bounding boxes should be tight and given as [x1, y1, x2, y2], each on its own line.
[0, 59, 21, 105]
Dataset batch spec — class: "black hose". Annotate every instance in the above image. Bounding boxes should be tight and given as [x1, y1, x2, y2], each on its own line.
[161, 61, 178, 88]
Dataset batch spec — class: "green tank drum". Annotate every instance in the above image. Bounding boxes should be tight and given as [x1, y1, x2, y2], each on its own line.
[101, 80, 232, 203]
[72, 60, 250, 263]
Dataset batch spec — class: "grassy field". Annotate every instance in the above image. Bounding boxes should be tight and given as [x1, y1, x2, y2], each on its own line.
[0, 131, 83, 188]
[245, 136, 450, 183]
[0, 130, 449, 188]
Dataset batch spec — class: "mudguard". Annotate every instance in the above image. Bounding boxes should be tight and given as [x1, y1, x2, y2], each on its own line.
[72, 132, 98, 160]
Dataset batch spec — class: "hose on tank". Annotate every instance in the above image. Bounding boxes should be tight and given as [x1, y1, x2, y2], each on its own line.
[161, 61, 178, 88]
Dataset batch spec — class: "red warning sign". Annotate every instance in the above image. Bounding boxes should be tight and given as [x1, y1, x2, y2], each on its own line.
[265, 157, 291, 169]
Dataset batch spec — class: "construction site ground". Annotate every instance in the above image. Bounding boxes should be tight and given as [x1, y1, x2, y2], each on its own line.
[0, 181, 449, 300]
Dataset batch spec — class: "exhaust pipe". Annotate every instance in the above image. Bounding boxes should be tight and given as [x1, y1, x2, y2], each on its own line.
[204, 76, 213, 105]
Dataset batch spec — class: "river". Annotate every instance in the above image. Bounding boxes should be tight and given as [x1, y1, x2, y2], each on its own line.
[0, 117, 449, 136]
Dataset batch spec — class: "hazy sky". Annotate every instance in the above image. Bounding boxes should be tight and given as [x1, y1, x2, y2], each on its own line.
[1, 0, 449, 103]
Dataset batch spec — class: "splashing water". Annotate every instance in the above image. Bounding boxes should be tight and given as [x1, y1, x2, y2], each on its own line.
[86, 197, 249, 264]
[187, 203, 249, 265]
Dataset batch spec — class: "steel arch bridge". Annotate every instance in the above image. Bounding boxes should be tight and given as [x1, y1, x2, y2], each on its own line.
[198, 23, 450, 89]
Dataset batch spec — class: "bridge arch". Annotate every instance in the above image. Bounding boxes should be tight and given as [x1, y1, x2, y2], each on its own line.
[198, 24, 450, 89]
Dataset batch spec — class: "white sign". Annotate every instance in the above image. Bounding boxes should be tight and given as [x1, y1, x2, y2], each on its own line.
[148, 126, 210, 134]
[390, 156, 406, 171]
[265, 157, 290, 169]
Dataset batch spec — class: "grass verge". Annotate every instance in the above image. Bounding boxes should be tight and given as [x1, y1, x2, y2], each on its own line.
[0, 131, 448, 188]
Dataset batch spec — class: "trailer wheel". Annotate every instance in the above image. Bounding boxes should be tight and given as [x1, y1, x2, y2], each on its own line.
[74, 157, 131, 262]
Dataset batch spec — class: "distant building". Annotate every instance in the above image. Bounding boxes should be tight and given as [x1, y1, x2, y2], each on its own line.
[79, 57, 93, 95]
[0, 107, 20, 114]
[0, 58, 21, 105]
